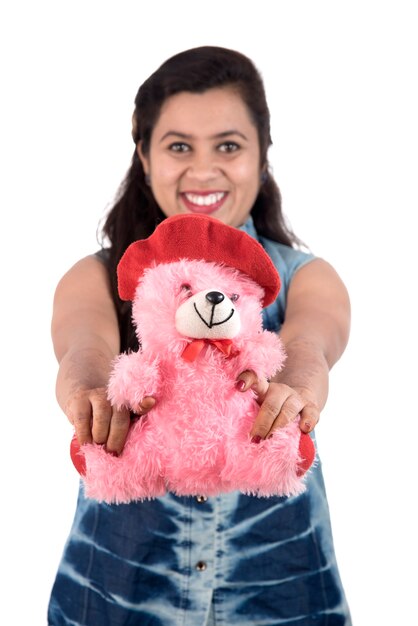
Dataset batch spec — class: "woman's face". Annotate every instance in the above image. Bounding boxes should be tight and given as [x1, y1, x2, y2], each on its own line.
[138, 87, 261, 227]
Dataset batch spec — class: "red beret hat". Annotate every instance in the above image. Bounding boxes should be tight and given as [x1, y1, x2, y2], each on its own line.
[117, 214, 281, 308]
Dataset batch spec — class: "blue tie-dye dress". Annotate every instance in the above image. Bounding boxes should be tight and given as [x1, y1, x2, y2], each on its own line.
[48, 218, 351, 625]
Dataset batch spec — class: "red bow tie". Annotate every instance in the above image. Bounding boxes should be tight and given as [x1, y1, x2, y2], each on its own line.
[181, 338, 238, 362]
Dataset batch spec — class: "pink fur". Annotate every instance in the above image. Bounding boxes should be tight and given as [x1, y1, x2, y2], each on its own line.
[81, 259, 315, 503]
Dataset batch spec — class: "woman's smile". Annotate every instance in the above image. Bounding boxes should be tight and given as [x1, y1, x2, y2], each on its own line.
[180, 191, 228, 214]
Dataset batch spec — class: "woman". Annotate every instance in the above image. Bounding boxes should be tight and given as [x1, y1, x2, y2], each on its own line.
[48, 46, 351, 625]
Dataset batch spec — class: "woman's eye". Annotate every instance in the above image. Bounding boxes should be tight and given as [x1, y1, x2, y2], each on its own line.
[230, 293, 240, 302]
[218, 141, 240, 153]
[169, 142, 190, 153]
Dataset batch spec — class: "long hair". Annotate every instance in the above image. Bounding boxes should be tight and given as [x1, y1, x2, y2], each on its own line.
[100, 46, 301, 350]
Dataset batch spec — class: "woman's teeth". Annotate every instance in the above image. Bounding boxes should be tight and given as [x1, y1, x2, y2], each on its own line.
[184, 192, 225, 206]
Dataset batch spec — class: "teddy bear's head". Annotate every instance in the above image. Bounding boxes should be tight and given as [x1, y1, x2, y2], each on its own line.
[131, 258, 267, 356]
[117, 214, 281, 356]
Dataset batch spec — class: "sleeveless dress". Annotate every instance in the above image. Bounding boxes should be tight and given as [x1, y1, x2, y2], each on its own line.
[48, 218, 351, 625]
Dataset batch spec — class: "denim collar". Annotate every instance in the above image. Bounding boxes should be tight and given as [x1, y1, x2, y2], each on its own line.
[238, 215, 258, 240]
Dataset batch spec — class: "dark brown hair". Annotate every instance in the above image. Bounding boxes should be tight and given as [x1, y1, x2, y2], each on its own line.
[100, 46, 301, 350]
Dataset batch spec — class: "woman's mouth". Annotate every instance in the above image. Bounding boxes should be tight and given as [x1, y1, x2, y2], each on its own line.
[180, 191, 228, 214]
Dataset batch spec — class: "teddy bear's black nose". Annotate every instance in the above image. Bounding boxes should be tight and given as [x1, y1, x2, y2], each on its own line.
[206, 291, 224, 305]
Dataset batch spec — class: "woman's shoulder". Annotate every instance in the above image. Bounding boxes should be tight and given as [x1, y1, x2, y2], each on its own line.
[239, 217, 315, 286]
[259, 236, 315, 283]
[54, 254, 110, 301]
[94, 247, 111, 265]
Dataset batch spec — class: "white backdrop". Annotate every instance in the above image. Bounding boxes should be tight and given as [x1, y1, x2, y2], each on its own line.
[1, 2, 417, 624]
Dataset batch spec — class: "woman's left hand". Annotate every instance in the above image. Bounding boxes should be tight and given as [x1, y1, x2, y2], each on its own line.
[236, 371, 320, 441]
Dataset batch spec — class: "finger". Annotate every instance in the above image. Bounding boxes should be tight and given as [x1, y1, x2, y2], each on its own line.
[132, 396, 156, 415]
[249, 398, 281, 441]
[251, 377, 270, 403]
[235, 370, 257, 391]
[268, 394, 305, 433]
[299, 404, 320, 433]
[105, 407, 131, 455]
[66, 396, 93, 445]
[250, 391, 304, 440]
[236, 371, 269, 401]
[91, 394, 113, 445]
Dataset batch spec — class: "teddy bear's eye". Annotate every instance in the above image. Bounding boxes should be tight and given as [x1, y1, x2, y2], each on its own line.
[230, 293, 240, 302]
[180, 283, 193, 297]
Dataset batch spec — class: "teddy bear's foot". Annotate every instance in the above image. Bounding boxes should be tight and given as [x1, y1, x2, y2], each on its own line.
[71, 432, 168, 503]
[297, 432, 316, 477]
[70, 433, 86, 476]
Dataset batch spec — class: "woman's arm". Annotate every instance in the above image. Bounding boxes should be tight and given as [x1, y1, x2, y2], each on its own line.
[237, 258, 351, 439]
[52, 255, 153, 455]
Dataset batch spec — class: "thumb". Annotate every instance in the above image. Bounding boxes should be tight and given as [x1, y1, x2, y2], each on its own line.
[133, 396, 156, 415]
[236, 370, 269, 403]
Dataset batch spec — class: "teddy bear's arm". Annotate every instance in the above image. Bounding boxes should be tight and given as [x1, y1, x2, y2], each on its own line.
[234, 330, 286, 381]
[107, 352, 161, 411]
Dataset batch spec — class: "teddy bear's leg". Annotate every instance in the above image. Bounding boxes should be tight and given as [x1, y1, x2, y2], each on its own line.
[222, 420, 314, 497]
[79, 422, 167, 503]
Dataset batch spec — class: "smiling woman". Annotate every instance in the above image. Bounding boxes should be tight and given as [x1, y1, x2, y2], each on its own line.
[48, 46, 351, 625]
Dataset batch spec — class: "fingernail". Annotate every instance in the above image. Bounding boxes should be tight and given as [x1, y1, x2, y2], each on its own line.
[251, 435, 262, 444]
[105, 447, 120, 457]
[304, 422, 311, 432]
[236, 380, 246, 391]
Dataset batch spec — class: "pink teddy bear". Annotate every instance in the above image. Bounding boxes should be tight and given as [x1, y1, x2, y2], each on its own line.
[71, 214, 315, 503]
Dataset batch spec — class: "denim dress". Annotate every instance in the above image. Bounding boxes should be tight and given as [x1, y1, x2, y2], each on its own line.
[48, 218, 351, 625]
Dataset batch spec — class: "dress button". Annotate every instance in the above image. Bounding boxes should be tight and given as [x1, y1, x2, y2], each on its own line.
[196, 495, 208, 503]
[195, 561, 207, 572]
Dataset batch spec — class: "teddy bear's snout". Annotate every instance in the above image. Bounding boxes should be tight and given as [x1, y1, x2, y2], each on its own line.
[205, 291, 224, 305]
[175, 288, 241, 339]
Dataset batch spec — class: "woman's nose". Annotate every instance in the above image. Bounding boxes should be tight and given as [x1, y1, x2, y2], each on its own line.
[187, 150, 219, 180]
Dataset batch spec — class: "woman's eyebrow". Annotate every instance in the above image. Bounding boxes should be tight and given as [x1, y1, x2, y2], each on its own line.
[159, 129, 248, 143]
[159, 131, 192, 142]
[213, 130, 248, 141]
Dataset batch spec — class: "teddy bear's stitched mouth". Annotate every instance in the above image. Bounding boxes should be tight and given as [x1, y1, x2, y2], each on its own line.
[193, 303, 235, 329]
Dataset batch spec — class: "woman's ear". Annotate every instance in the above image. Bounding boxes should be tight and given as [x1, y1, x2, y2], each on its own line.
[137, 142, 150, 176]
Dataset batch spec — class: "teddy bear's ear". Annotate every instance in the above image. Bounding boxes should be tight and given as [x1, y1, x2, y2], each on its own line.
[117, 214, 281, 306]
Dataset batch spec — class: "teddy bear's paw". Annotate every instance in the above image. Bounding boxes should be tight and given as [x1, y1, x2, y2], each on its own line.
[296, 432, 316, 477]
[70, 433, 86, 476]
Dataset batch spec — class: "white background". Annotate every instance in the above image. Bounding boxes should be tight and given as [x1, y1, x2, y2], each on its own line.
[1, 1, 417, 624]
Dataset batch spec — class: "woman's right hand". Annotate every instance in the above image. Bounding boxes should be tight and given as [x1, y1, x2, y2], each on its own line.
[66, 387, 155, 456]
[52, 256, 156, 457]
